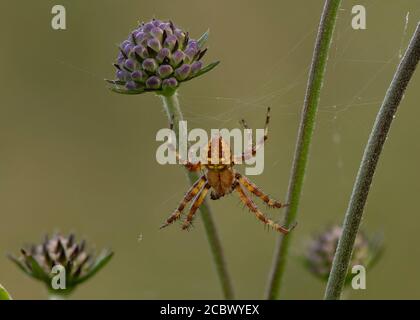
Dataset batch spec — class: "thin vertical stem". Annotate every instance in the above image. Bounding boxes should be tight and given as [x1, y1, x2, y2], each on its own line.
[160, 91, 235, 300]
[324, 23, 420, 300]
[265, 0, 341, 299]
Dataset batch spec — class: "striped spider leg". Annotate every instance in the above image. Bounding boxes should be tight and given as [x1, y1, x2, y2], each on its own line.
[160, 175, 207, 229]
[235, 173, 287, 209]
[160, 115, 207, 229]
[234, 172, 295, 234]
[233, 107, 270, 164]
[181, 183, 211, 230]
[161, 107, 296, 234]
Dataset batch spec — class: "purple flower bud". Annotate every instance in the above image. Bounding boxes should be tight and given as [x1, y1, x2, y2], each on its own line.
[156, 48, 171, 63]
[157, 65, 174, 78]
[159, 22, 169, 29]
[150, 27, 164, 42]
[160, 23, 173, 35]
[184, 47, 197, 63]
[187, 40, 199, 51]
[147, 38, 162, 52]
[121, 40, 130, 48]
[145, 76, 162, 89]
[134, 45, 148, 59]
[143, 22, 154, 32]
[174, 64, 191, 80]
[125, 81, 138, 90]
[163, 35, 177, 51]
[116, 70, 128, 81]
[124, 59, 136, 71]
[152, 19, 162, 27]
[131, 70, 147, 82]
[134, 44, 145, 55]
[135, 31, 147, 45]
[123, 43, 134, 55]
[191, 61, 203, 75]
[174, 29, 185, 45]
[142, 58, 158, 73]
[170, 50, 185, 67]
[162, 77, 178, 90]
[304, 225, 382, 282]
[117, 54, 125, 64]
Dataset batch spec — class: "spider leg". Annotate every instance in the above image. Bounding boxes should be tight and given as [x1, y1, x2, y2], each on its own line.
[181, 183, 211, 230]
[168, 114, 202, 171]
[234, 107, 270, 164]
[239, 118, 250, 130]
[235, 173, 287, 208]
[235, 183, 293, 234]
[160, 175, 207, 229]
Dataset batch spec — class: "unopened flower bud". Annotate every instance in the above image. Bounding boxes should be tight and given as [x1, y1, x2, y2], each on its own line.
[146, 76, 162, 89]
[107, 18, 219, 95]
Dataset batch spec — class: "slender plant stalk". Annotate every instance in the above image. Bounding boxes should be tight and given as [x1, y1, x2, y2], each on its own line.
[265, 0, 341, 299]
[0, 283, 12, 300]
[160, 91, 234, 300]
[324, 23, 420, 300]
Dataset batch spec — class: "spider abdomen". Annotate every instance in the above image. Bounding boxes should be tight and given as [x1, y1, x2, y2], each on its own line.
[206, 167, 235, 200]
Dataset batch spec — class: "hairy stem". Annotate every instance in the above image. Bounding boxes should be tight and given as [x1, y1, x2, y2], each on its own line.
[265, 0, 341, 299]
[324, 23, 420, 300]
[160, 91, 234, 300]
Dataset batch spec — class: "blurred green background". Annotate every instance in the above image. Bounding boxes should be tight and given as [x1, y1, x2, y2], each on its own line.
[1, 0, 420, 299]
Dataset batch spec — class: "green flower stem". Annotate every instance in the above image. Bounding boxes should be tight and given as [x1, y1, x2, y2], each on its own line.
[160, 91, 234, 300]
[265, 0, 341, 299]
[324, 23, 420, 300]
[0, 283, 12, 300]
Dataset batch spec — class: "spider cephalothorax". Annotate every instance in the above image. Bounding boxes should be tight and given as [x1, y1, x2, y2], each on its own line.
[161, 108, 295, 234]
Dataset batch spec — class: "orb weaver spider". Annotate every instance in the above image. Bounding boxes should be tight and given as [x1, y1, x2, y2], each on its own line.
[160, 107, 295, 234]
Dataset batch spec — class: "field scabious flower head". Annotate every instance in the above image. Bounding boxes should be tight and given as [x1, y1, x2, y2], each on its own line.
[106, 18, 219, 96]
[304, 225, 382, 285]
[8, 233, 113, 296]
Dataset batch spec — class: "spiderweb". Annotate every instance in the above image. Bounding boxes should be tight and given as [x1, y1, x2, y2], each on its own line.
[51, 3, 418, 218]
[177, 4, 414, 172]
